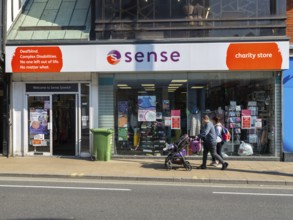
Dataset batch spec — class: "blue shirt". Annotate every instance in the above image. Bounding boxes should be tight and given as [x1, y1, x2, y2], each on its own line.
[199, 121, 217, 145]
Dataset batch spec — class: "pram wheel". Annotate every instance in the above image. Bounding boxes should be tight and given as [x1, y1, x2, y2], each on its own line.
[184, 161, 192, 171]
[165, 160, 172, 170]
[164, 155, 172, 169]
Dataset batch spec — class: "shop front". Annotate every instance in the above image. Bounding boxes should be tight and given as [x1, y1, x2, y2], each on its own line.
[5, 40, 289, 157]
[24, 83, 90, 156]
[114, 71, 279, 157]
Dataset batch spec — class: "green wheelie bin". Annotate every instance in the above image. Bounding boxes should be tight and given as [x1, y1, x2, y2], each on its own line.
[90, 128, 113, 161]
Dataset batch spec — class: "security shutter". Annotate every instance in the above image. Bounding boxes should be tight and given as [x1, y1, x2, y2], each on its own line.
[98, 76, 114, 128]
[274, 72, 282, 157]
[98, 76, 115, 153]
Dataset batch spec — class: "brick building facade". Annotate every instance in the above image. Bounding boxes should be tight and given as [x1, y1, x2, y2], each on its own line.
[287, 0, 293, 43]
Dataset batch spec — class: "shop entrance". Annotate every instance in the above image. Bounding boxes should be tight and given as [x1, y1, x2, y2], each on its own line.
[27, 94, 77, 156]
[52, 94, 76, 156]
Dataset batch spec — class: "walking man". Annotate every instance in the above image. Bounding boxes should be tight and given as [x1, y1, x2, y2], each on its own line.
[197, 115, 229, 170]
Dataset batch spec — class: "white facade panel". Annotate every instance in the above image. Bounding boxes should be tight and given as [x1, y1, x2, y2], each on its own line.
[7, 0, 27, 30]
[12, 82, 26, 156]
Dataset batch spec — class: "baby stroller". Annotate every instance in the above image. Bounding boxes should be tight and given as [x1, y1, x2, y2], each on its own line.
[163, 134, 192, 171]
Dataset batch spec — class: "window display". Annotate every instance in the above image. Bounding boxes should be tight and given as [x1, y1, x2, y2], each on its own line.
[28, 96, 51, 154]
[114, 72, 278, 157]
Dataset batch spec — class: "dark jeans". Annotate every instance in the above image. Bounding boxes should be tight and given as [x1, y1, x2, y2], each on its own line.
[202, 142, 225, 166]
[212, 142, 224, 162]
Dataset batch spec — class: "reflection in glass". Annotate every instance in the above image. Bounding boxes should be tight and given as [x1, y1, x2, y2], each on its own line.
[95, 0, 286, 40]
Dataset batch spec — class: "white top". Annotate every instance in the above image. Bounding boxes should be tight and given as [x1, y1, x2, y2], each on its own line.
[215, 123, 223, 143]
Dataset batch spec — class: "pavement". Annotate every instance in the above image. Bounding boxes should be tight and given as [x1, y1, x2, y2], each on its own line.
[0, 156, 293, 186]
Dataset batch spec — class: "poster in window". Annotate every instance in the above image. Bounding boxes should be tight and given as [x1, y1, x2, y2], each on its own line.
[29, 108, 48, 135]
[171, 116, 181, 129]
[138, 96, 156, 110]
[138, 110, 156, 122]
[251, 116, 257, 128]
[171, 110, 180, 117]
[255, 118, 262, 129]
[44, 100, 50, 109]
[241, 116, 251, 129]
[171, 110, 181, 129]
[241, 109, 251, 116]
[32, 134, 47, 146]
[118, 101, 128, 127]
[164, 117, 171, 127]
[118, 127, 128, 141]
[138, 96, 156, 122]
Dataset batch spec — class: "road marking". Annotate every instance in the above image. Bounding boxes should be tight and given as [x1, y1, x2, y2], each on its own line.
[213, 192, 293, 197]
[0, 184, 131, 191]
[70, 173, 84, 177]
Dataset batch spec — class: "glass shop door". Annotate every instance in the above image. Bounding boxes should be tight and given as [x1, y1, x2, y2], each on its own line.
[27, 96, 52, 155]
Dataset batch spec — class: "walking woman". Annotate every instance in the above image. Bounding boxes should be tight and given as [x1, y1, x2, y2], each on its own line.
[210, 116, 224, 167]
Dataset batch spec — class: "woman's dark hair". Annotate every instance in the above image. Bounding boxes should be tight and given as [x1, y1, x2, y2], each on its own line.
[213, 116, 220, 123]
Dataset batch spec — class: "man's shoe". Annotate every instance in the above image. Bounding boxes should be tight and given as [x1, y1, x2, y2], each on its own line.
[197, 165, 207, 169]
[221, 162, 229, 170]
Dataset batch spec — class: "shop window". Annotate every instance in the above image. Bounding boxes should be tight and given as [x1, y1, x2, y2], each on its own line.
[114, 72, 278, 157]
[115, 74, 187, 155]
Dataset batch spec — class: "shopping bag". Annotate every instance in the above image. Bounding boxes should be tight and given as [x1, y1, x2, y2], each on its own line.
[238, 141, 253, 156]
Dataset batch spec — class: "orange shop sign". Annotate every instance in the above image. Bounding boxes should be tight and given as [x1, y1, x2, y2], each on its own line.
[11, 46, 63, 73]
[226, 43, 283, 70]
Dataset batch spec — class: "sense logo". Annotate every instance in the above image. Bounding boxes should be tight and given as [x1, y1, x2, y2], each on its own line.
[107, 50, 121, 65]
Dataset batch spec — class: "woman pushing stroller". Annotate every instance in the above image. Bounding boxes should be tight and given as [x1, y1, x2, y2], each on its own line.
[196, 115, 229, 170]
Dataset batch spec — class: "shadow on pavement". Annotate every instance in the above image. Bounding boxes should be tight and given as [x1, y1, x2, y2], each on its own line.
[226, 168, 293, 178]
[140, 161, 293, 177]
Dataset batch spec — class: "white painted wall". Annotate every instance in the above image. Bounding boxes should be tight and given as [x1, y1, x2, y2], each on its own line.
[7, 0, 27, 30]
[90, 73, 99, 155]
[12, 82, 26, 156]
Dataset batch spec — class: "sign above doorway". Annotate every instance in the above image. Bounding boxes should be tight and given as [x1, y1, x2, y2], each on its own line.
[26, 83, 78, 93]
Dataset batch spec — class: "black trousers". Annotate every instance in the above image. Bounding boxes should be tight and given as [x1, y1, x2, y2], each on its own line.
[202, 142, 225, 166]
[212, 142, 224, 162]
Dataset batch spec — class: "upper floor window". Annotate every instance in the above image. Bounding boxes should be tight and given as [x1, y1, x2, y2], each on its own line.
[94, 0, 286, 40]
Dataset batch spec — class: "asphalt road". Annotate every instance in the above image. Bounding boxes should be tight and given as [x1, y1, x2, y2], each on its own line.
[0, 177, 293, 220]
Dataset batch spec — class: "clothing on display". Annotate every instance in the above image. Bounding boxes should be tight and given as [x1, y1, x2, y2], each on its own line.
[187, 112, 201, 137]
[53, 104, 71, 144]
[187, 106, 201, 137]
